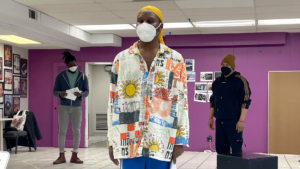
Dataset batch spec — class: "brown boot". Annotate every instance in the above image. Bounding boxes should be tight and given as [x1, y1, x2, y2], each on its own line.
[53, 152, 66, 165]
[70, 152, 83, 164]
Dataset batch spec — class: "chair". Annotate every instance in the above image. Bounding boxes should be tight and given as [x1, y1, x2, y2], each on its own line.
[3, 111, 34, 154]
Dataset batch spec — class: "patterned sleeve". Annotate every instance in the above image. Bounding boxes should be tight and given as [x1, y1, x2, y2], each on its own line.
[237, 75, 252, 109]
[107, 55, 119, 146]
[175, 58, 190, 146]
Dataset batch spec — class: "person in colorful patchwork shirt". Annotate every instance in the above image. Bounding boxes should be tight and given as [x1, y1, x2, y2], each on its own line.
[107, 5, 190, 169]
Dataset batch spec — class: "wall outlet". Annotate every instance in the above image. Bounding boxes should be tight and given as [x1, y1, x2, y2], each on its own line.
[206, 135, 212, 142]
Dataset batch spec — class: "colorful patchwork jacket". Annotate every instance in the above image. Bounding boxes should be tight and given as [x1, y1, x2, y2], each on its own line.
[107, 42, 189, 162]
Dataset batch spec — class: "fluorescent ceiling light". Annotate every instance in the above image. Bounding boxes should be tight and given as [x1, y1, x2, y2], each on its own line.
[194, 20, 255, 28]
[258, 18, 300, 25]
[133, 22, 193, 29]
[77, 24, 135, 31]
[0, 35, 41, 44]
[164, 22, 193, 29]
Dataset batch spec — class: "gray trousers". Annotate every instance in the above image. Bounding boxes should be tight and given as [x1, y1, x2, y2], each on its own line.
[58, 105, 82, 152]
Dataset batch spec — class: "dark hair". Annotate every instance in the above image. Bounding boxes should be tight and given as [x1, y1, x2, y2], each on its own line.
[62, 51, 76, 65]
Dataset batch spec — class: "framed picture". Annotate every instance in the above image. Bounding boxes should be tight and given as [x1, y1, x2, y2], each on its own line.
[20, 59, 28, 78]
[0, 83, 3, 103]
[13, 96, 20, 113]
[200, 72, 213, 82]
[207, 92, 213, 103]
[4, 45, 12, 67]
[13, 75, 21, 95]
[187, 72, 196, 82]
[4, 95, 13, 116]
[194, 91, 207, 103]
[214, 71, 222, 80]
[0, 57, 3, 81]
[4, 69, 13, 90]
[13, 54, 21, 74]
[195, 82, 208, 92]
[185, 59, 195, 72]
[0, 108, 3, 118]
[207, 82, 213, 92]
[20, 79, 27, 98]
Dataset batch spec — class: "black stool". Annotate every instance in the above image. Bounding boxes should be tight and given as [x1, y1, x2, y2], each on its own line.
[217, 153, 278, 169]
[4, 130, 31, 154]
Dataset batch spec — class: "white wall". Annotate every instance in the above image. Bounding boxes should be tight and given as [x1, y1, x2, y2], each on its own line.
[0, 43, 28, 114]
[86, 63, 93, 137]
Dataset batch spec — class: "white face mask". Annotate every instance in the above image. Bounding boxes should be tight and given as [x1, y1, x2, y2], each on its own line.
[136, 22, 161, 42]
[68, 66, 78, 72]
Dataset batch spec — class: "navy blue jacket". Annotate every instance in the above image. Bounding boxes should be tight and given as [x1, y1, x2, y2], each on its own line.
[210, 71, 251, 119]
[53, 70, 89, 106]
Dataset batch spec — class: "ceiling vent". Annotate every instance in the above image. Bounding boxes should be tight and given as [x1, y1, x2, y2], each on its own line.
[28, 9, 38, 20]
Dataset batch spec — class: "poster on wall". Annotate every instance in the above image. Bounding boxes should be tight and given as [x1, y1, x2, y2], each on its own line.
[0, 57, 3, 81]
[4, 45, 12, 67]
[13, 75, 21, 95]
[0, 83, 3, 103]
[20, 59, 27, 78]
[4, 95, 13, 116]
[200, 72, 213, 82]
[194, 91, 207, 103]
[214, 71, 222, 80]
[13, 54, 21, 74]
[195, 82, 208, 92]
[20, 79, 27, 98]
[185, 59, 195, 72]
[4, 69, 13, 90]
[13, 96, 20, 113]
[187, 72, 196, 82]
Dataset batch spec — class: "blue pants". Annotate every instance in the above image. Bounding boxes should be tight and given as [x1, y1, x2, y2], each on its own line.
[215, 118, 243, 156]
[121, 156, 170, 169]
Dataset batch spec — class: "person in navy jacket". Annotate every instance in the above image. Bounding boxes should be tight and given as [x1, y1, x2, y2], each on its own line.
[208, 54, 251, 156]
[52, 51, 89, 164]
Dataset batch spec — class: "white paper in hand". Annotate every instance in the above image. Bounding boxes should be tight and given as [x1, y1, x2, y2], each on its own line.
[65, 88, 79, 101]
[65, 92, 76, 101]
[170, 161, 177, 169]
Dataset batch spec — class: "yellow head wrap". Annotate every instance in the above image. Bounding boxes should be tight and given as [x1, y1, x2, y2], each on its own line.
[137, 5, 165, 44]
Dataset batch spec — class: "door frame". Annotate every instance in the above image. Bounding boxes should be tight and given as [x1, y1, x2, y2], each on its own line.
[85, 62, 112, 148]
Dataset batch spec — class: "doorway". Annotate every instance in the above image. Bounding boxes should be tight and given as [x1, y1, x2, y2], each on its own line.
[85, 62, 112, 148]
[268, 71, 300, 154]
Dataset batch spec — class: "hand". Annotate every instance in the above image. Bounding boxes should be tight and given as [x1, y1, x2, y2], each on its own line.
[74, 92, 82, 97]
[236, 121, 244, 133]
[109, 146, 119, 166]
[208, 118, 214, 130]
[59, 91, 67, 98]
[172, 145, 184, 164]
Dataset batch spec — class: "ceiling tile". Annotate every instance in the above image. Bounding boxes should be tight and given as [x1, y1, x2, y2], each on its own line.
[256, 5, 300, 19]
[255, 0, 300, 7]
[175, 0, 254, 9]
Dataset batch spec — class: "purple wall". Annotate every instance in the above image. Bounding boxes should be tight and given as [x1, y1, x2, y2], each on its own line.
[29, 33, 300, 152]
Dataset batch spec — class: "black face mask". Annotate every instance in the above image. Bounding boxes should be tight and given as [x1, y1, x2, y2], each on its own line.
[221, 66, 231, 76]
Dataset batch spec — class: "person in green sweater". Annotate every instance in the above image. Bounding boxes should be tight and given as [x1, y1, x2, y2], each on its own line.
[53, 51, 89, 164]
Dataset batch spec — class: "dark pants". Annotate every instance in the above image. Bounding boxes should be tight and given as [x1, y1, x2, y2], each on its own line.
[215, 118, 243, 156]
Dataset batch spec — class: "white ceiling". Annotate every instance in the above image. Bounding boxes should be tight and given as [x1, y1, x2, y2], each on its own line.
[14, 0, 300, 37]
[1, 0, 300, 49]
